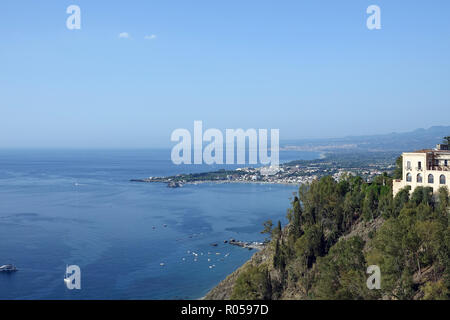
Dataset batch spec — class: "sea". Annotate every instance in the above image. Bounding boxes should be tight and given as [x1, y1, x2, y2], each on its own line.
[0, 149, 319, 299]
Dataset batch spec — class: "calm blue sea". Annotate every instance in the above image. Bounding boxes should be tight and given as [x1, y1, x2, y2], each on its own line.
[0, 149, 319, 300]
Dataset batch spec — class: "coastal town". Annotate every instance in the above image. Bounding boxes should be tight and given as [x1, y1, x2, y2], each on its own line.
[131, 152, 398, 188]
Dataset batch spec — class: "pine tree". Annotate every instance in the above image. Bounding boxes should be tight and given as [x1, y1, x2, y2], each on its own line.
[291, 197, 303, 240]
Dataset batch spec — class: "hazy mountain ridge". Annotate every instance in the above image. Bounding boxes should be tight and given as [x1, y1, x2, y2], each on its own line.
[282, 126, 450, 152]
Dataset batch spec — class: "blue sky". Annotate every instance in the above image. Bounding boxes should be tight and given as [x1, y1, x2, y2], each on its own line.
[1, 0, 449, 148]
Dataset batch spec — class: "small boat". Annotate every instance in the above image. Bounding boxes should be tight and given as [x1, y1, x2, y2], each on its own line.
[0, 264, 18, 272]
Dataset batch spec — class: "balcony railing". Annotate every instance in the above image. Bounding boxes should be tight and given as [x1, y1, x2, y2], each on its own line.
[427, 166, 450, 171]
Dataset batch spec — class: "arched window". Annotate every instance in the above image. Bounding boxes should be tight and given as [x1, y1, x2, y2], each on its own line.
[428, 174, 434, 184]
[406, 173, 412, 182]
[417, 173, 423, 183]
[440, 175, 446, 185]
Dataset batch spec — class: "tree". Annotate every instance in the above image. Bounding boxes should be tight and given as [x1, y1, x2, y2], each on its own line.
[423, 280, 448, 300]
[231, 265, 272, 300]
[261, 220, 273, 242]
[366, 217, 415, 299]
[271, 221, 285, 271]
[438, 186, 449, 217]
[393, 156, 403, 180]
[443, 136, 450, 145]
[362, 186, 379, 221]
[410, 186, 434, 207]
[314, 237, 375, 300]
[290, 197, 303, 240]
[273, 239, 286, 271]
[294, 224, 325, 269]
[393, 186, 410, 217]
[276, 220, 282, 235]
[378, 192, 393, 219]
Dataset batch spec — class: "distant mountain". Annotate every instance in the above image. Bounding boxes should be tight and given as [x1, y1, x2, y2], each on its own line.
[281, 126, 450, 152]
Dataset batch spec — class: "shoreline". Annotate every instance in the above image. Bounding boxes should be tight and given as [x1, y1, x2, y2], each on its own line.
[132, 179, 301, 187]
[130, 151, 396, 188]
[199, 242, 266, 300]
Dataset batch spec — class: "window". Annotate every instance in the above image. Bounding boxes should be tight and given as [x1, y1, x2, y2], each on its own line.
[445, 160, 448, 166]
[417, 173, 423, 183]
[428, 174, 434, 184]
[418, 161, 422, 170]
[440, 175, 446, 185]
[407, 161, 411, 170]
[406, 173, 412, 182]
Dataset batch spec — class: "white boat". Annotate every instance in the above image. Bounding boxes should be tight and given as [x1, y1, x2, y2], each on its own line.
[0, 264, 18, 272]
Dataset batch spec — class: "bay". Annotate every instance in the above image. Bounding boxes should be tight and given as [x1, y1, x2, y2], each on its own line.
[0, 149, 319, 299]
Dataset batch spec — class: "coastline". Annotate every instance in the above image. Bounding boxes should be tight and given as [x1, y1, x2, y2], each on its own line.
[134, 180, 301, 187]
[201, 244, 271, 300]
[130, 151, 397, 299]
[199, 243, 266, 300]
[130, 151, 397, 189]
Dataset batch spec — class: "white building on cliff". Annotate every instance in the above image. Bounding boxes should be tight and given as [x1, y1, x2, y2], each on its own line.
[393, 143, 450, 196]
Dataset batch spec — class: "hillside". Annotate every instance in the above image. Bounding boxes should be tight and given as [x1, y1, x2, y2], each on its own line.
[205, 172, 450, 300]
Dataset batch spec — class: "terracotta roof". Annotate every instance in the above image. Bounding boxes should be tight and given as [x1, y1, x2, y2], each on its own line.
[412, 149, 433, 153]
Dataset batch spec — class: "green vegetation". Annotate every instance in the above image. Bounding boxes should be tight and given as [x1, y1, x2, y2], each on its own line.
[230, 163, 449, 300]
[443, 136, 450, 145]
[393, 156, 402, 180]
[172, 169, 241, 182]
[230, 265, 272, 300]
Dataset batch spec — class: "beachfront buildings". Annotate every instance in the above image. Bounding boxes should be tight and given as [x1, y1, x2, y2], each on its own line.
[393, 144, 450, 196]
